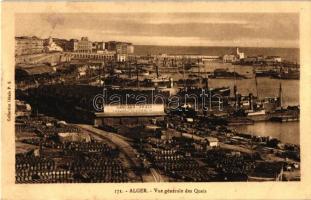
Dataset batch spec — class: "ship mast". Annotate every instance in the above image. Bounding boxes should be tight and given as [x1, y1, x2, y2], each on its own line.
[128, 61, 132, 79]
[279, 82, 282, 108]
[136, 61, 140, 88]
[156, 63, 159, 79]
[101, 61, 105, 87]
[255, 73, 259, 99]
[233, 63, 238, 110]
[183, 57, 186, 90]
[198, 58, 202, 88]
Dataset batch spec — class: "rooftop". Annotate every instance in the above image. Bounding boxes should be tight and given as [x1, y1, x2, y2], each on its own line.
[16, 64, 54, 75]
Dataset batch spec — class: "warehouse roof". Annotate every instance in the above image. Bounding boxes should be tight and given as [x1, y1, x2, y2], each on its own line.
[95, 104, 166, 117]
[95, 112, 166, 117]
[16, 64, 55, 75]
[205, 137, 219, 142]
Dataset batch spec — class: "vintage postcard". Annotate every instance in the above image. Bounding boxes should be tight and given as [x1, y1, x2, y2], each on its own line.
[1, 1, 311, 200]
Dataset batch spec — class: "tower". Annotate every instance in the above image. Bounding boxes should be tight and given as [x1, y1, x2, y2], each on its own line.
[48, 36, 53, 45]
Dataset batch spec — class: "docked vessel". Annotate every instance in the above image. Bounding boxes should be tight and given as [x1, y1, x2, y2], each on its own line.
[270, 115, 299, 122]
[226, 117, 254, 126]
[246, 109, 269, 121]
[177, 86, 231, 97]
[271, 68, 300, 80]
[210, 68, 247, 79]
[255, 69, 278, 77]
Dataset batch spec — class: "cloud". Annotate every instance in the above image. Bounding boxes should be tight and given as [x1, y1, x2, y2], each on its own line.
[141, 18, 249, 25]
[105, 14, 249, 25]
[101, 30, 123, 35]
[43, 14, 65, 29]
[96, 34, 298, 48]
[15, 13, 299, 48]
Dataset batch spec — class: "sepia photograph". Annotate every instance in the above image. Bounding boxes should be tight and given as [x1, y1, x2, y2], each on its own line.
[2, 2, 311, 200]
[14, 12, 300, 183]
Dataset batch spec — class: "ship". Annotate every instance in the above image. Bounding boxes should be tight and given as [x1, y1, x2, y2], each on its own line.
[226, 117, 254, 126]
[255, 69, 278, 77]
[213, 87, 231, 97]
[270, 115, 299, 122]
[271, 68, 300, 80]
[210, 68, 247, 79]
[148, 75, 170, 83]
[246, 109, 269, 121]
[177, 86, 231, 97]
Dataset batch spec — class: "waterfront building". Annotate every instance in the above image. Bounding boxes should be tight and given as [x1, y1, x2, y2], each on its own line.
[45, 38, 71, 51]
[105, 41, 134, 61]
[44, 37, 63, 52]
[67, 39, 79, 52]
[202, 56, 221, 62]
[92, 41, 105, 53]
[68, 37, 93, 53]
[266, 56, 282, 63]
[67, 51, 115, 61]
[76, 37, 93, 53]
[105, 41, 128, 54]
[236, 47, 245, 59]
[116, 54, 127, 62]
[127, 44, 134, 54]
[222, 48, 245, 63]
[205, 137, 219, 147]
[243, 56, 258, 63]
[155, 54, 219, 61]
[94, 104, 166, 128]
[223, 54, 238, 63]
[15, 36, 44, 56]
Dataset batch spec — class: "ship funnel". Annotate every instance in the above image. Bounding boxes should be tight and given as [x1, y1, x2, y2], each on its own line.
[237, 94, 241, 107]
[205, 77, 209, 90]
[169, 77, 174, 88]
[234, 85, 237, 99]
[156, 64, 159, 78]
[234, 85, 238, 109]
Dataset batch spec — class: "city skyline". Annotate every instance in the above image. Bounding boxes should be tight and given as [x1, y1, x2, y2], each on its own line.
[15, 13, 299, 48]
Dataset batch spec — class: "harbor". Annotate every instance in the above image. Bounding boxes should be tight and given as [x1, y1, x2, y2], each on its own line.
[14, 48, 300, 183]
[13, 13, 300, 183]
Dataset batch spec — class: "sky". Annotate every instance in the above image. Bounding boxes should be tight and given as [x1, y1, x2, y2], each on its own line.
[15, 13, 299, 48]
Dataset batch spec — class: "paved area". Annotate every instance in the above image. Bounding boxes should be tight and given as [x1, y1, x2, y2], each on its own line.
[150, 168, 164, 182]
[182, 132, 253, 154]
[76, 124, 159, 182]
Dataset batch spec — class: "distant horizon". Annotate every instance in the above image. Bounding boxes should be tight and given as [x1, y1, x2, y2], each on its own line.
[133, 45, 299, 62]
[134, 44, 299, 49]
[15, 35, 299, 50]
